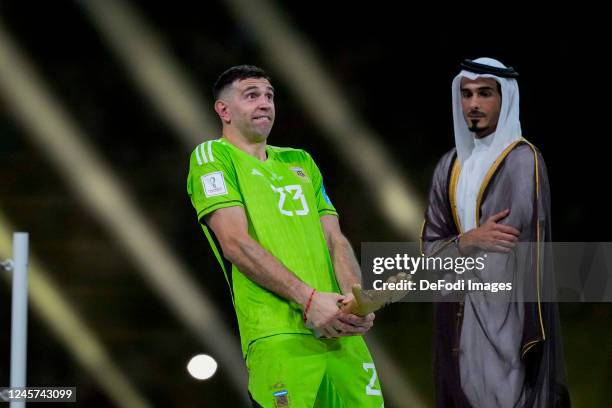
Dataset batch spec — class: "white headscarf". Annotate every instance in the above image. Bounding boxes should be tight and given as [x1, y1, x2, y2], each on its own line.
[452, 57, 522, 231]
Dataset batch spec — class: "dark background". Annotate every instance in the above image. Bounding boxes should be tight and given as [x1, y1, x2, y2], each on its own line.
[1, 1, 610, 407]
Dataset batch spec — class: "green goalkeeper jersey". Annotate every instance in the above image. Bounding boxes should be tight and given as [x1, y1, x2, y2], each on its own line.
[187, 138, 339, 355]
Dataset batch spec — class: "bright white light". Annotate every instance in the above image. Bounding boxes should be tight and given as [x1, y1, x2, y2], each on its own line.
[187, 354, 218, 380]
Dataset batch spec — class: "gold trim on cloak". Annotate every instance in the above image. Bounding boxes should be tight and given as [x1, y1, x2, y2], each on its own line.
[419, 220, 426, 256]
[520, 139, 546, 358]
[475, 141, 523, 226]
[449, 158, 463, 234]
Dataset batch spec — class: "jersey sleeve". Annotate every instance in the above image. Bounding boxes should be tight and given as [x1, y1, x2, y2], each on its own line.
[305, 152, 338, 217]
[186, 140, 244, 222]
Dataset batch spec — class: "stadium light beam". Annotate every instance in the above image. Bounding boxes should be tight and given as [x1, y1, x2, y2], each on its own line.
[0, 213, 152, 408]
[0, 21, 248, 402]
[79, 0, 219, 147]
[223, 0, 425, 239]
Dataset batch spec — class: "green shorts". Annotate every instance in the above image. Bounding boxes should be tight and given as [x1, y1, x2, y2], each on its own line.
[246, 333, 384, 408]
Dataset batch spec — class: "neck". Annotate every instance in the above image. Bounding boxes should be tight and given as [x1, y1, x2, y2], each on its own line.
[223, 128, 268, 161]
[474, 128, 495, 139]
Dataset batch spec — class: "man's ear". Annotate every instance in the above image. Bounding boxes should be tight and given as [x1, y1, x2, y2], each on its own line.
[215, 100, 231, 124]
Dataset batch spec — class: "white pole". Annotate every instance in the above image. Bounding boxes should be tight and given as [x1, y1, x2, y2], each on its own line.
[10, 232, 29, 408]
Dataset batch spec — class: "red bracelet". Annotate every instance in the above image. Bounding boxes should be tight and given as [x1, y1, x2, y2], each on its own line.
[302, 288, 316, 322]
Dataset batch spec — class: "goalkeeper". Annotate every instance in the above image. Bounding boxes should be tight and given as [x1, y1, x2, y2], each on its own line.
[187, 65, 384, 407]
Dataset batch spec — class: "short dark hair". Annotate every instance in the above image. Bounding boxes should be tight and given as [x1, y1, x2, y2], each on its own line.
[212, 65, 270, 100]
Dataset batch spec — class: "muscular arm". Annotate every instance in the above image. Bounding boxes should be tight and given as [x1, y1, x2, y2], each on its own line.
[320, 214, 361, 295]
[206, 206, 344, 336]
[320, 214, 375, 333]
[207, 206, 312, 306]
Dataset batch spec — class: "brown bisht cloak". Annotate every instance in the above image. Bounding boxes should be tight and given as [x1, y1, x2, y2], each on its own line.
[421, 139, 570, 407]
